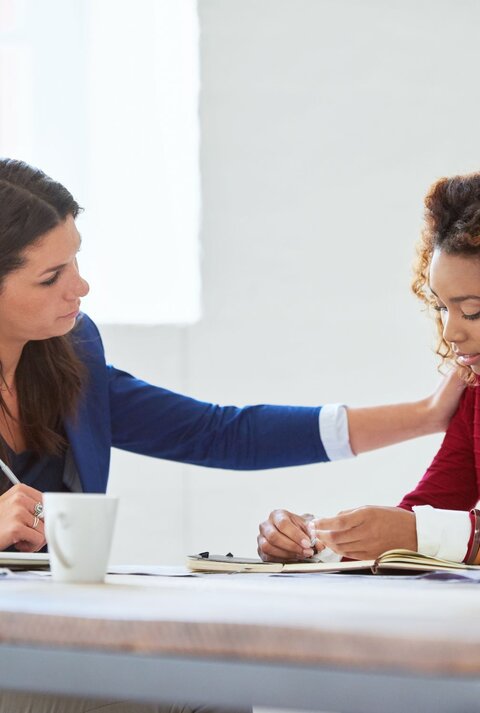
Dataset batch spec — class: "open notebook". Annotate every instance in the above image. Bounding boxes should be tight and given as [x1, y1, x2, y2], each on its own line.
[0, 552, 50, 570]
[187, 549, 480, 574]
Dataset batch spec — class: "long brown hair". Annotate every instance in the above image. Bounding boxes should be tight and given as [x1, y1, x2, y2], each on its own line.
[0, 159, 86, 466]
[412, 172, 480, 384]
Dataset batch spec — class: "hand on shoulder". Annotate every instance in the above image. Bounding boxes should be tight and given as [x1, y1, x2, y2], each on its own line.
[424, 368, 466, 433]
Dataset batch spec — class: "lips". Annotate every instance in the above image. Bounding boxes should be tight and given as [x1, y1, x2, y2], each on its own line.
[60, 305, 80, 319]
[455, 352, 480, 367]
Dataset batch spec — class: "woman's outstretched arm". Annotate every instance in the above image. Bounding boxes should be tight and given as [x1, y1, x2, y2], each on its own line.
[346, 369, 464, 455]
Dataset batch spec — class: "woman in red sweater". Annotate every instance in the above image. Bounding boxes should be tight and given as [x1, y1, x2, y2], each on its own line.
[258, 172, 480, 566]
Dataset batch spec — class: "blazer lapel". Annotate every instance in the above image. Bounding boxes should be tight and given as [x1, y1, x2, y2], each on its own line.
[65, 396, 110, 494]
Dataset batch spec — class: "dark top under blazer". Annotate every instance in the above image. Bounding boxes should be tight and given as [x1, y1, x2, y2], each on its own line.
[64, 314, 329, 493]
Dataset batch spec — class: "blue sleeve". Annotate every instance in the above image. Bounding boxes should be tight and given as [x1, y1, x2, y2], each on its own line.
[73, 313, 330, 470]
[108, 367, 329, 469]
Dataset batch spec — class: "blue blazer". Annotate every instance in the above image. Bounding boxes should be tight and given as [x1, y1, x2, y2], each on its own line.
[65, 314, 329, 493]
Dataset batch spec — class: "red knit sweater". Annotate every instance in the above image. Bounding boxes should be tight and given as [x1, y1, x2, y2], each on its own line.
[399, 383, 480, 512]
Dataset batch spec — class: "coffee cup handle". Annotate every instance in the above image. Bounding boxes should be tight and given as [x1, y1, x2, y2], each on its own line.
[48, 512, 73, 569]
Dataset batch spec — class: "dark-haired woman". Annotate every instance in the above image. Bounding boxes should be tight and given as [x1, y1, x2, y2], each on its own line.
[258, 171, 480, 567]
[0, 158, 463, 557]
[0, 158, 464, 712]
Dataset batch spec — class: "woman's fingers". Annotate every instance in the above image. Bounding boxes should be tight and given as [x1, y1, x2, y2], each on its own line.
[258, 520, 313, 559]
[271, 509, 312, 540]
[257, 507, 415, 563]
[258, 509, 316, 561]
[0, 484, 46, 551]
[311, 509, 372, 555]
[4, 485, 44, 521]
[311, 506, 417, 559]
[9, 520, 46, 551]
[5, 483, 44, 506]
[257, 535, 306, 562]
[427, 368, 466, 431]
[313, 508, 364, 532]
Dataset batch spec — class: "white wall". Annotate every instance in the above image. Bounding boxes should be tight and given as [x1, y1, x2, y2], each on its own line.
[104, 0, 480, 564]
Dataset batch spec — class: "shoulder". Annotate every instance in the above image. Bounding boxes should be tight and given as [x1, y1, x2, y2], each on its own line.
[73, 312, 102, 339]
[460, 380, 479, 410]
[448, 380, 480, 437]
[69, 312, 106, 362]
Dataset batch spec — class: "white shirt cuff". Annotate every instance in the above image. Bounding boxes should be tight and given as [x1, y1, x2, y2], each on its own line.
[319, 404, 355, 461]
[413, 505, 471, 562]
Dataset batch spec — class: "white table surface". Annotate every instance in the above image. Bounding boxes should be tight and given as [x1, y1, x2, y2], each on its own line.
[0, 569, 480, 712]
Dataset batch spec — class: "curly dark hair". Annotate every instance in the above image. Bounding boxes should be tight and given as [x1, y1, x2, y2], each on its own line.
[412, 172, 480, 383]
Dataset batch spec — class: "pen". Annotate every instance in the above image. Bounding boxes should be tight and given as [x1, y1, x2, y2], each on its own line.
[301, 513, 318, 549]
[0, 457, 20, 486]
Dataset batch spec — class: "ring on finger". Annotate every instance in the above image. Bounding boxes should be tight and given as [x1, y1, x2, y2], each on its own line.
[33, 502, 44, 519]
[32, 515, 39, 529]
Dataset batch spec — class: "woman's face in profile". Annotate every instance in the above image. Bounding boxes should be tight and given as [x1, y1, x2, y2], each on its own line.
[0, 215, 89, 346]
[429, 248, 480, 374]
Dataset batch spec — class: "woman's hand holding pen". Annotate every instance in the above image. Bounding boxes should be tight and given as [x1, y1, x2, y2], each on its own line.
[257, 509, 323, 562]
[308, 506, 417, 560]
[258, 505, 417, 562]
[0, 484, 45, 552]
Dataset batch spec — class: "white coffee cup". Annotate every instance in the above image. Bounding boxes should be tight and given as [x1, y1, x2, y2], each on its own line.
[44, 493, 118, 583]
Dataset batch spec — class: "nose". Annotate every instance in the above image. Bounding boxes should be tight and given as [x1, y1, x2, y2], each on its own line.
[64, 265, 90, 301]
[77, 275, 90, 298]
[442, 312, 468, 346]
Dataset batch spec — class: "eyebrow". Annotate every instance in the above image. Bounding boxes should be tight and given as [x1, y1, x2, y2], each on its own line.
[39, 263, 66, 277]
[38, 235, 82, 277]
[430, 288, 480, 303]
